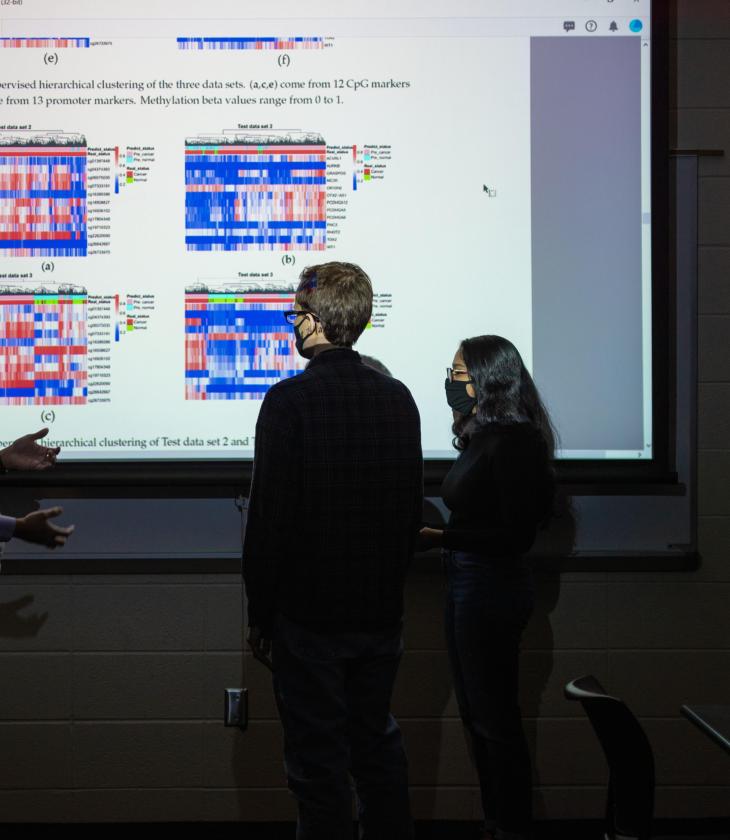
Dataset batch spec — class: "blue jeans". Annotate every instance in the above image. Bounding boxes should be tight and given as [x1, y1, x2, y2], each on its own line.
[444, 551, 534, 840]
[271, 613, 413, 840]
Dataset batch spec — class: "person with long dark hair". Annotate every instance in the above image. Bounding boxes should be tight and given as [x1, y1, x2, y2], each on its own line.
[418, 335, 555, 840]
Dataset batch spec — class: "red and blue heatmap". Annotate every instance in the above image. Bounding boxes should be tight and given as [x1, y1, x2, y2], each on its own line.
[177, 37, 324, 50]
[184, 133, 326, 251]
[185, 290, 303, 400]
[0, 136, 87, 257]
[0, 290, 88, 405]
[0, 37, 90, 48]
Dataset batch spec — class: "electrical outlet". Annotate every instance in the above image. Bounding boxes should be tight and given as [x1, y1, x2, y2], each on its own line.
[224, 688, 249, 730]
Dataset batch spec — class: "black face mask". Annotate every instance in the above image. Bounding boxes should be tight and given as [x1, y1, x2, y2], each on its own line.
[294, 316, 317, 359]
[445, 377, 477, 415]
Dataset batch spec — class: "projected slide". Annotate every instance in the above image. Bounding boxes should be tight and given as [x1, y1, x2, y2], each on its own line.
[0, 0, 654, 460]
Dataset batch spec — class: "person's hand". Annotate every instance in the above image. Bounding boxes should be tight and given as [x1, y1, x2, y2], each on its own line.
[14, 507, 75, 548]
[417, 526, 444, 552]
[0, 428, 60, 471]
[247, 625, 273, 670]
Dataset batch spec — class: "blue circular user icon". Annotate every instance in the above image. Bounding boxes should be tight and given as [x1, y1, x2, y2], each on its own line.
[630, 19, 643, 33]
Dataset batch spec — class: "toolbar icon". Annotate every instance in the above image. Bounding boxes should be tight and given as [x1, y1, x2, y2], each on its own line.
[586, 20, 598, 32]
[630, 19, 643, 32]
[609, 21, 619, 32]
[563, 20, 576, 32]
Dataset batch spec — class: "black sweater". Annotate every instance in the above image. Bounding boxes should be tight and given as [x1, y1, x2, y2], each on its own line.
[441, 423, 553, 557]
[243, 347, 423, 634]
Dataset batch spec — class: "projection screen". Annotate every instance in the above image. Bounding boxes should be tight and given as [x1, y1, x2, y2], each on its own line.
[0, 0, 659, 463]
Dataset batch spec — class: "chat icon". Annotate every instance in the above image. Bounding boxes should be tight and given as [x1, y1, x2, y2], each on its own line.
[563, 20, 576, 32]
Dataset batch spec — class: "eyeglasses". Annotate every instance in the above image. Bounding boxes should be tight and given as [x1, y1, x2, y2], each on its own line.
[283, 309, 320, 325]
[446, 367, 473, 383]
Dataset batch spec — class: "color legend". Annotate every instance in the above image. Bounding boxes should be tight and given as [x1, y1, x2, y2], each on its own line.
[113, 145, 155, 193]
[114, 292, 155, 339]
[351, 144, 391, 191]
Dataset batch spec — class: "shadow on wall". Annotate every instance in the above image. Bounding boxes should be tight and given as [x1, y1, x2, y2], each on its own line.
[0, 594, 49, 637]
[230, 592, 296, 821]
[402, 496, 456, 820]
[526, 491, 577, 819]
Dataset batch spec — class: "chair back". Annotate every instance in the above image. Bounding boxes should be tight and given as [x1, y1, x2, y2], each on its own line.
[565, 675, 655, 840]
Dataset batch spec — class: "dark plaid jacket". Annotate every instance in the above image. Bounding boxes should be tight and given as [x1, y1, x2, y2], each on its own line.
[243, 347, 423, 634]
